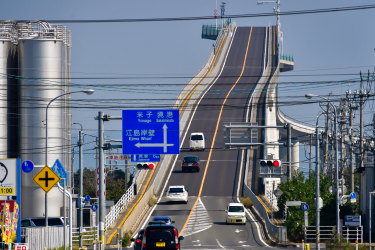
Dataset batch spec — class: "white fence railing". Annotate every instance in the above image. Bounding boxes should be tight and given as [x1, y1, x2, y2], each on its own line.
[105, 183, 135, 230]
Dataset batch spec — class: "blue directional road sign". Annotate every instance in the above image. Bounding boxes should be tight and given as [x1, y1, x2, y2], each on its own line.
[122, 109, 180, 154]
[301, 203, 309, 211]
[84, 195, 91, 202]
[350, 192, 356, 199]
[131, 154, 161, 162]
[51, 159, 68, 186]
[22, 160, 34, 173]
[91, 204, 98, 212]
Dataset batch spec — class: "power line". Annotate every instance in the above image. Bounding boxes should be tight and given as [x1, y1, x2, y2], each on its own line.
[10, 4, 375, 24]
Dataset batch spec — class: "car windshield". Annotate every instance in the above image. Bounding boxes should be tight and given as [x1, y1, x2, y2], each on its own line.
[147, 228, 175, 242]
[31, 218, 64, 226]
[154, 218, 170, 223]
[191, 135, 203, 140]
[183, 156, 198, 163]
[228, 206, 244, 212]
[169, 188, 184, 193]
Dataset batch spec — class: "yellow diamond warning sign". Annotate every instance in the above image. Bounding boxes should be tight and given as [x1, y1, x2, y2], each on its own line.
[33, 165, 61, 193]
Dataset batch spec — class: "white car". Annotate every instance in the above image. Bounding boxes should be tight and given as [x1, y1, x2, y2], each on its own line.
[166, 185, 188, 204]
[226, 203, 246, 225]
[189, 132, 205, 151]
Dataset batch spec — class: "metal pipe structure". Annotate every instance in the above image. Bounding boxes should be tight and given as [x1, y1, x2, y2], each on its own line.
[305, 94, 340, 236]
[44, 90, 94, 229]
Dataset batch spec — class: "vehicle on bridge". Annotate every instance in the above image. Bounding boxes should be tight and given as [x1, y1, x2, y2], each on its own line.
[141, 223, 184, 249]
[151, 216, 175, 225]
[189, 132, 205, 151]
[131, 228, 144, 250]
[226, 203, 246, 225]
[181, 155, 200, 172]
[166, 185, 188, 204]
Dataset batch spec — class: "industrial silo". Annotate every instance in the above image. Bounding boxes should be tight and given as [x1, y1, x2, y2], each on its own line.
[0, 22, 18, 159]
[18, 21, 72, 217]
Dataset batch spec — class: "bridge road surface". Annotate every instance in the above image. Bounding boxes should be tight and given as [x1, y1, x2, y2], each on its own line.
[146, 27, 280, 250]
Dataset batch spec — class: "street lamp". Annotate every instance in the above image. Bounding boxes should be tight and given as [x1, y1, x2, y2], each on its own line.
[44, 89, 94, 228]
[305, 93, 340, 237]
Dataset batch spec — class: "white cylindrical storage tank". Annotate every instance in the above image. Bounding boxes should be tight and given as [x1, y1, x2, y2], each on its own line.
[0, 22, 18, 159]
[18, 22, 71, 217]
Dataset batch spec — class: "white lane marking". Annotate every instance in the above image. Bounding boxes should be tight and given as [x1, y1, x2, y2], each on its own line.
[183, 198, 213, 236]
[235, 229, 243, 233]
[215, 239, 225, 249]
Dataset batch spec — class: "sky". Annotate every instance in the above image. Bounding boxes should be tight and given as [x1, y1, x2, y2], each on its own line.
[2, 0, 375, 172]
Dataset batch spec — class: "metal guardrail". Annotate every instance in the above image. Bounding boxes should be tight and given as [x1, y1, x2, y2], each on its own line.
[105, 183, 135, 230]
[306, 226, 363, 242]
[280, 54, 294, 62]
[72, 226, 98, 244]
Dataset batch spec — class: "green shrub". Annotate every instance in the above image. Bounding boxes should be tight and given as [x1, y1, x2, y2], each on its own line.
[148, 196, 158, 207]
[121, 231, 133, 247]
[240, 196, 253, 209]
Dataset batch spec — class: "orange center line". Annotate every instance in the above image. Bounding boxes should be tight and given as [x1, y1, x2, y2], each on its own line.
[180, 27, 253, 236]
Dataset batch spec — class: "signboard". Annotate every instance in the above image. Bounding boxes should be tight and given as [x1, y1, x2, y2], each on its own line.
[0, 159, 17, 196]
[131, 154, 161, 162]
[51, 159, 68, 186]
[106, 155, 129, 160]
[15, 244, 28, 250]
[122, 109, 180, 154]
[344, 215, 361, 227]
[286, 201, 301, 207]
[33, 166, 61, 193]
[21, 161, 34, 173]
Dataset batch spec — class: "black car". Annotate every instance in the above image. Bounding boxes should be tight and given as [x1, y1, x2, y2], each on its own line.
[181, 155, 200, 172]
[131, 229, 144, 250]
[140, 224, 184, 249]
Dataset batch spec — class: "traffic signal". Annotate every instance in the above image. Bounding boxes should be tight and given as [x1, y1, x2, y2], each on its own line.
[136, 162, 156, 170]
[260, 159, 281, 167]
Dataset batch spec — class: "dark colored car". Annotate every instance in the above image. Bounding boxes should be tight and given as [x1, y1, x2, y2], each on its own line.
[131, 229, 145, 250]
[181, 155, 200, 172]
[152, 216, 175, 225]
[141, 224, 184, 249]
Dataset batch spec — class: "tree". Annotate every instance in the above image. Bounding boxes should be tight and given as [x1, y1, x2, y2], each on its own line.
[277, 171, 334, 242]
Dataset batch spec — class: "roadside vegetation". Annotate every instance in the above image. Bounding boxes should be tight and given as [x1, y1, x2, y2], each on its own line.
[277, 171, 359, 243]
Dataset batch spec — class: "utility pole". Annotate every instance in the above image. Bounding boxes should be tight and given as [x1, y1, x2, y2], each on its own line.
[73, 123, 84, 248]
[98, 112, 106, 250]
[287, 123, 292, 180]
[323, 104, 329, 176]
[359, 73, 364, 171]
[309, 134, 313, 174]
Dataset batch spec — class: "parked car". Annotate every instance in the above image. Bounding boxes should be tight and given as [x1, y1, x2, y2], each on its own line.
[181, 155, 200, 172]
[166, 185, 188, 204]
[141, 223, 184, 249]
[225, 203, 246, 225]
[131, 229, 144, 250]
[151, 216, 175, 225]
[21, 217, 65, 227]
[189, 132, 205, 151]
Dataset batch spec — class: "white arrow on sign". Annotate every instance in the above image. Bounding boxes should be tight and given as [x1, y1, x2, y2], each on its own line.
[135, 124, 174, 153]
